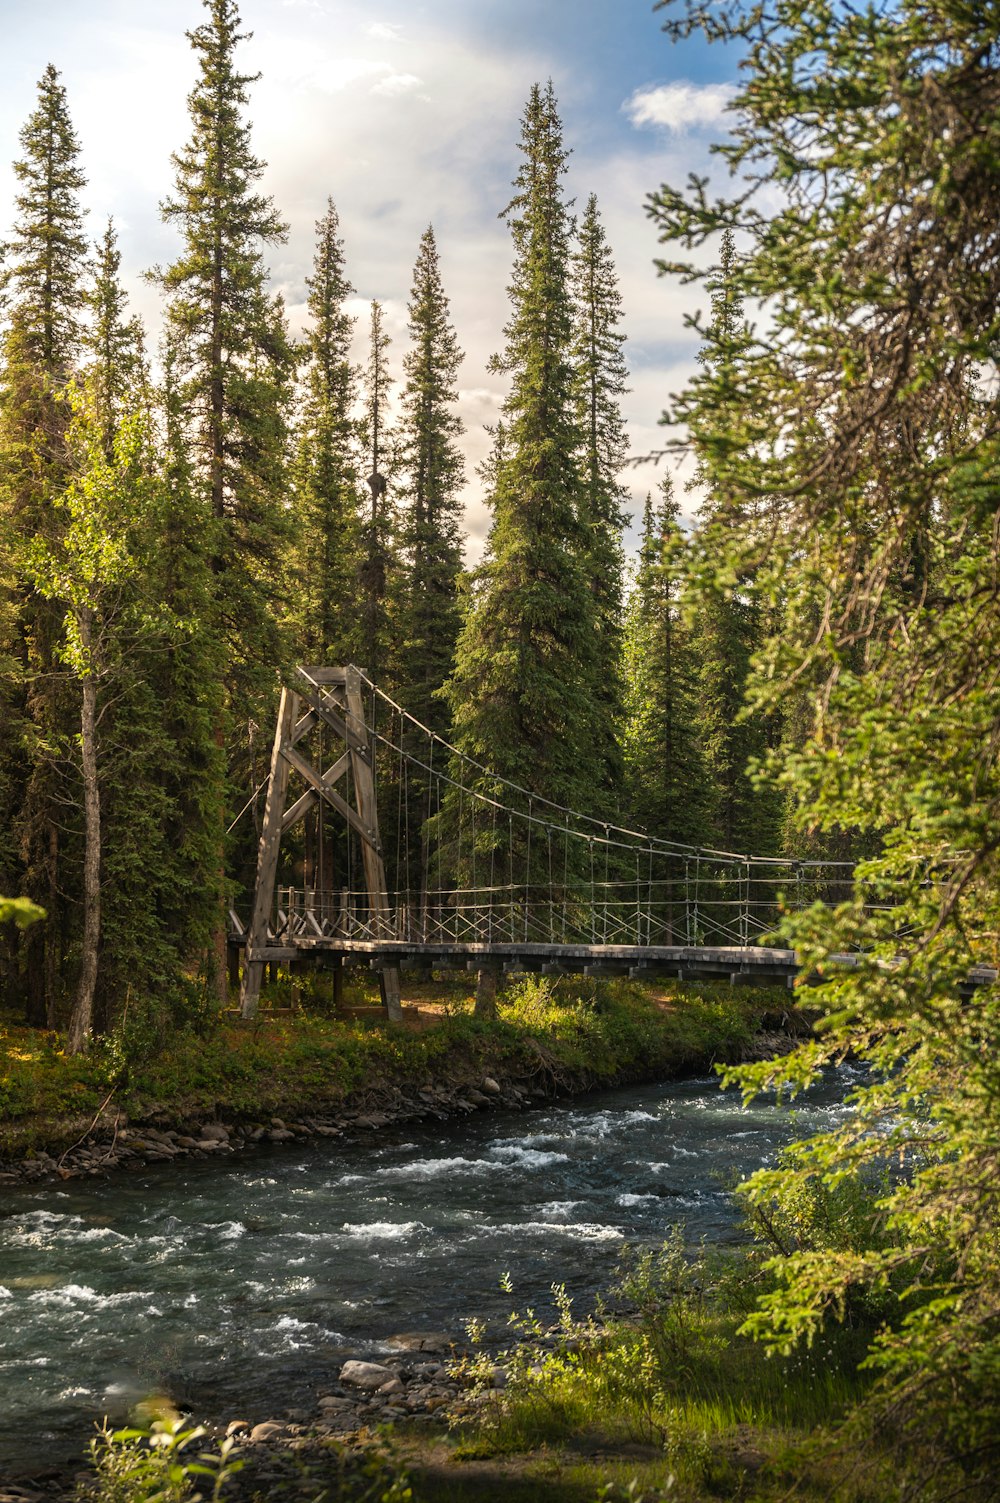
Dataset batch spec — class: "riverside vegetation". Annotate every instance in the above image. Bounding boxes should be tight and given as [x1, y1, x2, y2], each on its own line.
[2, 0, 998, 1495]
[0, 973, 777, 1170]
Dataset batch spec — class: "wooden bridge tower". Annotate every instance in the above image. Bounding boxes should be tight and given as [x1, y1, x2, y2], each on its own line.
[239, 666, 402, 1022]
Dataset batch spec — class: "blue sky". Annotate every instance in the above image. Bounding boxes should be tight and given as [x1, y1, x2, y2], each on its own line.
[0, 0, 742, 558]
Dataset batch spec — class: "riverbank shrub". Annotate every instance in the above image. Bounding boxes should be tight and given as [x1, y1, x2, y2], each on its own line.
[452, 1240, 883, 1499]
[74, 1417, 241, 1503]
[0, 975, 778, 1158]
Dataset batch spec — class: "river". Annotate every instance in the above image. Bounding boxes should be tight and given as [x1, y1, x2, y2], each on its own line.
[0, 1066, 860, 1475]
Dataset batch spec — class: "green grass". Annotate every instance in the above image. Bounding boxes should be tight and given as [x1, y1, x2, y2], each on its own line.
[433, 1238, 897, 1503]
[0, 972, 782, 1157]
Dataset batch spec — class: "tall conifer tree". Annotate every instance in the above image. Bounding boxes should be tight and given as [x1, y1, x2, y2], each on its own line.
[158, 0, 293, 693]
[0, 65, 88, 1023]
[87, 221, 145, 457]
[623, 478, 709, 850]
[360, 299, 395, 684]
[398, 225, 465, 733]
[151, 329, 227, 976]
[290, 198, 363, 666]
[158, 0, 293, 986]
[571, 193, 628, 802]
[690, 230, 780, 853]
[446, 82, 598, 812]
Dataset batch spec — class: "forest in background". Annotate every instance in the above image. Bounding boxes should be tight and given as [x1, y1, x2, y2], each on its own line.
[0, 0, 788, 1050]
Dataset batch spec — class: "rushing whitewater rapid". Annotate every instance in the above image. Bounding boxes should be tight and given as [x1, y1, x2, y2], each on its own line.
[0, 1068, 859, 1471]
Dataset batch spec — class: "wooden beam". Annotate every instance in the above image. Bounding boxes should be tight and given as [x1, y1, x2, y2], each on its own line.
[298, 666, 349, 685]
[296, 681, 370, 753]
[345, 667, 402, 1023]
[241, 687, 298, 1019]
[280, 743, 376, 847]
[281, 751, 351, 831]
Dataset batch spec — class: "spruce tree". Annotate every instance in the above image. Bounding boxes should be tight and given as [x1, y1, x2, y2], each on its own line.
[158, 0, 293, 694]
[290, 198, 363, 666]
[689, 229, 780, 854]
[359, 298, 396, 684]
[651, 0, 1000, 1475]
[571, 193, 628, 802]
[623, 478, 710, 851]
[87, 220, 145, 457]
[2, 64, 88, 375]
[158, 0, 294, 988]
[445, 82, 598, 814]
[0, 65, 88, 1024]
[398, 224, 465, 734]
[150, 329, 227, 978]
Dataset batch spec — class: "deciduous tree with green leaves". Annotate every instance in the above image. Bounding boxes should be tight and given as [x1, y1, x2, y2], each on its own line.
[651, 0, 1000, 1488]
[0, 63, 88, 1024]
[28, 388, 162, 1052]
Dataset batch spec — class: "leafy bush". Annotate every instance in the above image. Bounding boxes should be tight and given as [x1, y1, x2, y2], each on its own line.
[74, 1417, 241, 1503]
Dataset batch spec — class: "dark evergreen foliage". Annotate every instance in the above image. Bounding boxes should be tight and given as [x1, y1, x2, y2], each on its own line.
[445, 82, 599, 816]
[158, 0, 294, 699]
[688, 230, 782, 854]
[290, 198, 363, 667]
[398, 224, 465, 735]
[359, 299, 396, 686]
[623, 479, 710, 849]
[571, 193, 628, 802]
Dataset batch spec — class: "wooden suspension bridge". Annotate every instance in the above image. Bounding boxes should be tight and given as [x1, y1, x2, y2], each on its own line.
[229, 667, 995, 1021]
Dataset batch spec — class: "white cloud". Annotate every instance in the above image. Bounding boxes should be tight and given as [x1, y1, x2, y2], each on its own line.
[624, 80, 735, 134]
[371, 71, 421, 97]
[366, 22, 403, 41]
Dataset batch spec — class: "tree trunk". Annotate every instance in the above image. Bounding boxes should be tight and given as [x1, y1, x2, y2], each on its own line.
[67, 640, 99, 1054]
[475, 966, 499, 1020]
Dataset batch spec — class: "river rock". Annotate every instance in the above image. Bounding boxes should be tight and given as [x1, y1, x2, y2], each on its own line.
[386, 1331, 455, 1353]
[340, 1359, 395, 1390]
[249, 1421, 284, 1443]
[377, 1377, 404, 1395]
[198, 1123, 229, 1142]
[482, 1076, 501, 1094]
[225, 1419, 250, 1437]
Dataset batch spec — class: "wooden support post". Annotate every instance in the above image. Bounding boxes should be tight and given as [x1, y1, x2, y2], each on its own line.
[475, 965, 500, 1019]
[241, 688, 297, 1019]
[227, 945, 240, 994]
[344, 668, 402, 1023]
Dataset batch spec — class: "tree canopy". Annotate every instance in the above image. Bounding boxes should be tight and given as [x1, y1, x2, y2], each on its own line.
[650, 0, 1000, 1485]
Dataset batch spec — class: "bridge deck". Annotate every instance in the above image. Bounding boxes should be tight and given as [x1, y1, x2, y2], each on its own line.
[229, 924, 998, 992]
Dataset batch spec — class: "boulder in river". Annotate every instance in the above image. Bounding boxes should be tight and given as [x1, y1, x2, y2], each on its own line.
[340, 1359, 396, 1390]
